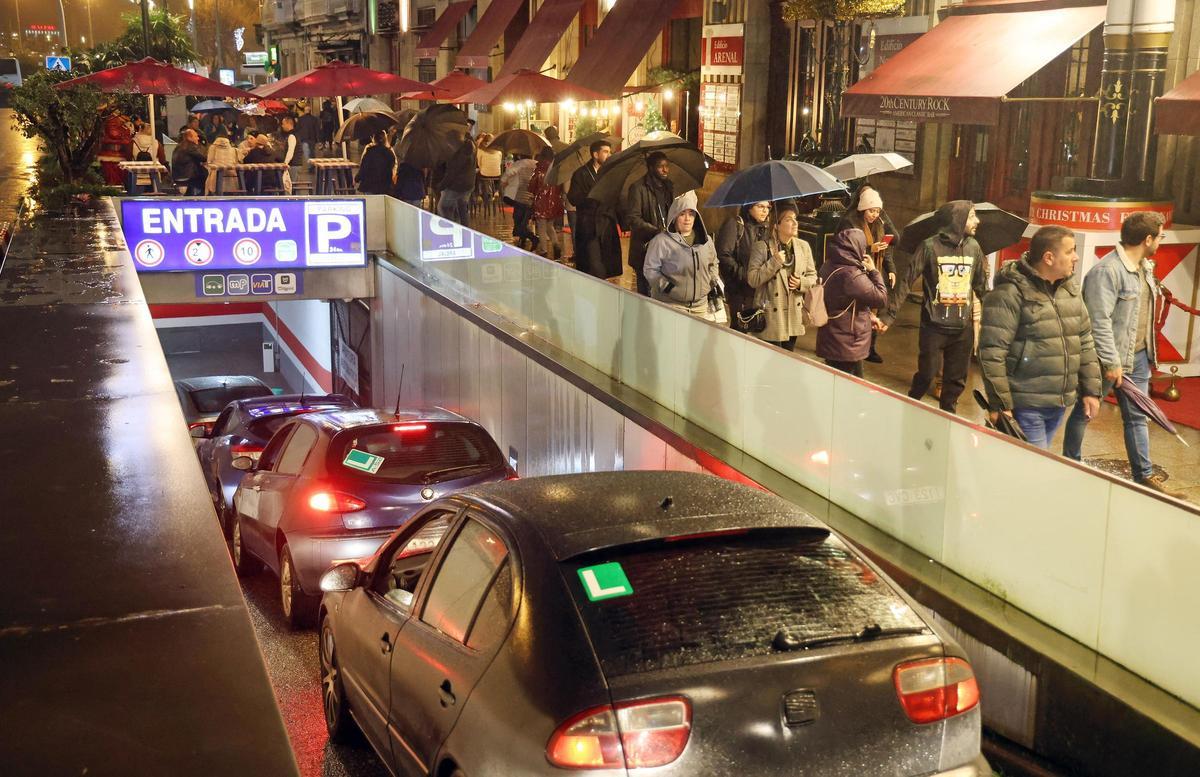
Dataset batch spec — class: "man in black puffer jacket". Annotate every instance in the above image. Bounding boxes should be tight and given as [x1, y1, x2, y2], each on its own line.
[978, 226, 1102, 449]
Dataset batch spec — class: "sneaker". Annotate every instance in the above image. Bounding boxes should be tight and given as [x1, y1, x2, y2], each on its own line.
[1136, 474, 1185, 499]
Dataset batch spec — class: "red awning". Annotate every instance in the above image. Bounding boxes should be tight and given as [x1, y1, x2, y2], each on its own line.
[1156, 69, 1200, 135]
[496, 0, 586, 79]
[843, 4, 1105, 125]
[455, 0, 525, 69]
[566, 0, 684, 98]
[415, 1, 475, 60]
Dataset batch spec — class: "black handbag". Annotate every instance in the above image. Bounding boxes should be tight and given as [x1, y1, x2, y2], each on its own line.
[735, 304, 767, 333]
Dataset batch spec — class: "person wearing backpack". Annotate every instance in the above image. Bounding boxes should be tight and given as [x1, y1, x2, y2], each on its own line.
[129, 122, 159, 193]
[815, 228, 889, 376]
[717, 200, 772, 329]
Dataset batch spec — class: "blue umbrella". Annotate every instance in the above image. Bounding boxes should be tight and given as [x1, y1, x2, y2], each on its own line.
[704, 160, 846, 208]
[192, 99, 234, 113]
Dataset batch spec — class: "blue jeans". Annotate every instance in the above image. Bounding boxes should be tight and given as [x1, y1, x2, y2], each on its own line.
[438, 188, 471, 228]
[1063, 348, 1153, 480]
[1012, 406, 1067, 449]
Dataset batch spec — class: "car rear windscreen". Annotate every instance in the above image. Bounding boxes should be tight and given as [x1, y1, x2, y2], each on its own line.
[332, 423, 503, 484]
[191, 386, 271, 413]
[566, 530, 927, 676]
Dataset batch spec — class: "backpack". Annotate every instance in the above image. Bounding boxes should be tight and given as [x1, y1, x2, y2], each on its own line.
[133, 137, 153, 162]
[804, 267, 855, 327]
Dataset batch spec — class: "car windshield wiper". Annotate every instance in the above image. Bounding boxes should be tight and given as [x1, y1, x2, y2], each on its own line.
[421, 463, 494, 484]
[771, 623, 929, 653]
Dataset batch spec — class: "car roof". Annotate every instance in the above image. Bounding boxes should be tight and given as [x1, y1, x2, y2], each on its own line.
[459, 471, 828, 561]
[174, 375, 270, 392]
[300, 406, 475, 433]
[232, 393, 354, 411]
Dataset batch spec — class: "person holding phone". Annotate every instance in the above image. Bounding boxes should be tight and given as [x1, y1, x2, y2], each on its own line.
[747, 204, 818, 350]
[816, 228, 889, 377]
[838, 185, 896, 363]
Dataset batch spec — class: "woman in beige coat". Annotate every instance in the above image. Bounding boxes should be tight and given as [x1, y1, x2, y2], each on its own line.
[747, 204, 818, 350]
[204, 135, 239, 195]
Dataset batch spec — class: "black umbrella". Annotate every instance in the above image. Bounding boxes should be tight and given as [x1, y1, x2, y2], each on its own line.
[395, 104, 469, 168]
[704, 160, 846, 208]
[546, 132, 618, 186]
[899, 202, 1028, 255]
[488, 128, 551, 157]
[585, 131, 710, 208]
[391, 108, 417, 132]
[333, 110, 398, 144]
[972, 389, 1028, 442]
[1115, 380, 1190, 447]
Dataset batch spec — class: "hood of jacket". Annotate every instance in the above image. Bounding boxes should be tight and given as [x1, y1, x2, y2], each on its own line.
[994, 253, 1081, 299]
[211, 137, 232, 150]
[936, 200, 975, 247]
[664, 190, 709, 245]
[824, 228, 869, 270]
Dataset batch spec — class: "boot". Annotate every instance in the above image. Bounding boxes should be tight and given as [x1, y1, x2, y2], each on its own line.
[1136, 474, 1185, 499]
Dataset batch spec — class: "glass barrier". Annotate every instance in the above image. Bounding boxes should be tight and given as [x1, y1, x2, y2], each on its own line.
[383, 198, 1200, 709]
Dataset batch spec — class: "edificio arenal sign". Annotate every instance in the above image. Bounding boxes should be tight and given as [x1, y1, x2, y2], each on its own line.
[120, 198, 366, 272]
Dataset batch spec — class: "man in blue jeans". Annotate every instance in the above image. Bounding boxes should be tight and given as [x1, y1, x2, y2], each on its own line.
[1062, 212, 1182, 497]
[978, 226, 1101, 449]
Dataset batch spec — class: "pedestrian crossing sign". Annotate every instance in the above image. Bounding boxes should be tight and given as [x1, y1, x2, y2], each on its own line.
[45, 56, 72, 73]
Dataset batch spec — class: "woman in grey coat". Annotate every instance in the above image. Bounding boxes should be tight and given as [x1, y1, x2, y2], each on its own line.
[643, 191, 725, 323]
[747, 204, 818, 350]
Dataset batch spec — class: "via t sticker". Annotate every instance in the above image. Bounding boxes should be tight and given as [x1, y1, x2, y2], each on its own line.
[343, 449, 384, 474]
[578, 562, 633, 602]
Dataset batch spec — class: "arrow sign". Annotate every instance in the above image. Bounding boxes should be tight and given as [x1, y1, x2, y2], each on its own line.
[45, 56, 72, 72]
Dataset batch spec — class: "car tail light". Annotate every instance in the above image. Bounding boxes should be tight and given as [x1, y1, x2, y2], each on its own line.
[893, 657, 980, 724]
[189, 421, 214, 435]
[231, 441, 264, 460]
[308, 491, 367, 513]
[393, 423, 427, 433]
[546, 696, 691, 770]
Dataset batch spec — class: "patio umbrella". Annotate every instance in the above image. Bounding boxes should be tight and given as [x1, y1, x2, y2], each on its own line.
[898, 202, 1029, 255]
[972, 390, 1028, 442]
[343, 97, 392, 114]
[1115, 380, 1190, 447]
[334, 111, 399, 144]
[401, 70, 489, 102]
[395, 104, 470, 168]
[241, 99, 290, 116]
[585, 132, 710, 208]
[488, 129, 550, 157]
[705, 160, 847, 208]
[54, 57, 257, 138]
[824, 152, 913, 181]
[192, 99, 234, 113]
[546, 132, 619, 186]
[454, 68, 608, 106]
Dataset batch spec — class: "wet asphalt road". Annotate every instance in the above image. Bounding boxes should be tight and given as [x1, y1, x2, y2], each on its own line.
[0, 108, 38, 223]
[240, 562, 391, 777]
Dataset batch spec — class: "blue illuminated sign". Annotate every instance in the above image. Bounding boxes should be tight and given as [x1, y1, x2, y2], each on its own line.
[121, 198, 366, 272]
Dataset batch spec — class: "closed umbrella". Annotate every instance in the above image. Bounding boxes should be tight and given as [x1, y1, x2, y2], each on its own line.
[824, 152, 913, 181]
[401, 70, 489, 102]
[454, 68, 608, 106]
[343, 97, 392, 114]
[334, 111, 399, 144]
[546, 132, 618, 186]
[899, 203, 1029, 255]
[192, 99, 234, 113]
[1115, 380, 1190, 447]
[487, 129, 550, 157]
[972, 390, 1028, 442]
[396, 104, 470, 168]
[585, 132, 710, 208]
[705, 160, 847, 208]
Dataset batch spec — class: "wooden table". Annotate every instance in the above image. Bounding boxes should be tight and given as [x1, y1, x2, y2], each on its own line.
[310, 158, 359, 196]
[205, 162, 289, 195]
[118, 161, 170, 194]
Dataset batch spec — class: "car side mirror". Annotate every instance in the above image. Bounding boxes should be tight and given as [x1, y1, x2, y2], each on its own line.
[232, 456, 256, 471]
[189, 425, 209, 439]
[320, 562, 361, 593]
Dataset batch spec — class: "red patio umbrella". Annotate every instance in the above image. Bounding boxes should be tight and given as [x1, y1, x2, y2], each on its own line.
[401, 70, 489, 102]
[454, 69, 608, 107]
[251, 61, 437, 99]
[54, 58, 258, 138]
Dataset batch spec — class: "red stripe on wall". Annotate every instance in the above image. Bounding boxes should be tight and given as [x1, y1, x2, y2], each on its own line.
[263, 303, 334, 392]
[149, 302, 266, 318]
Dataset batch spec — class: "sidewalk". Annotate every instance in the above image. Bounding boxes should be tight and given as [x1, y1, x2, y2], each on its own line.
[467, 203, 1200, 506]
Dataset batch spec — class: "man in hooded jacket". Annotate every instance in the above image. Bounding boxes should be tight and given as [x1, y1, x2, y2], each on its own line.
[622, 151, 675, 296]
[887, 200, 988, 413]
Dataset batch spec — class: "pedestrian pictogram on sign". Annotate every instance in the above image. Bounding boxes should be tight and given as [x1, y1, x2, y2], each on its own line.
[45, 56, 72, 72]
[577, 562, 634, 602]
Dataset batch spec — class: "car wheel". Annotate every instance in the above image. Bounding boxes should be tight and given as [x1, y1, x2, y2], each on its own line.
[231, 517, 259, 577]
[280, 544, 315, 629]
[320, 618, 360, 743]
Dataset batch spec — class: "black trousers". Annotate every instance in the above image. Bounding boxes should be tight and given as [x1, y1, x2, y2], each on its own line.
[825, 358, 863, 377]
[770, 337, 797, 352]
[633, 262, 650, 296]
[909, 324, 973, 412]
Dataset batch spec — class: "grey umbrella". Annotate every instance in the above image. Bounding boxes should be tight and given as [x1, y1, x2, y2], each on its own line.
[704, 160, 847, 208]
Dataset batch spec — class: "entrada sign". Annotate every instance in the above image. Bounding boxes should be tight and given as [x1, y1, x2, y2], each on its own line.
[121, 198, 366, 272]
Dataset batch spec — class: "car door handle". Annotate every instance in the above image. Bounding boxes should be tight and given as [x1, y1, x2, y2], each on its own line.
[438, 679, 456, 708]
[380, 633, 393, 655]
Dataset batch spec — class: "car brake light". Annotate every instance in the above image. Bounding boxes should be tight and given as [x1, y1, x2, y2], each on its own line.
[393, 423, 427, 433]
[893, 657, 980, 724]
[547, 696, 691, 770]
[231, 441, 264, 460]
[189, 421, 214, 434]
[308, 491, 367, 513]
